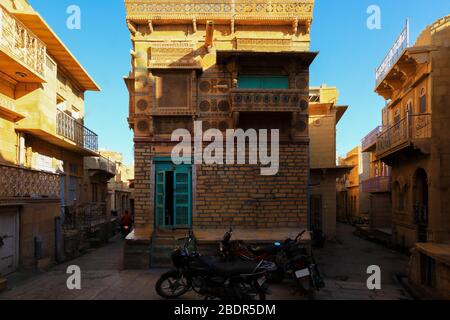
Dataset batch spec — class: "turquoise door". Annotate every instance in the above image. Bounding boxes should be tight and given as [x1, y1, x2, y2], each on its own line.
[238, 76, 289, 89]
[155, 160, 192, 229]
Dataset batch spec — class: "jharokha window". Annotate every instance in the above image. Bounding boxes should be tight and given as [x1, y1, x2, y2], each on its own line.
[419, 88, 427, 114]
[154, 70, 192, 109]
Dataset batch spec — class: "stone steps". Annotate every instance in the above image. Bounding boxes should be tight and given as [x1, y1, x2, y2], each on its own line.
[150, 231, 187, 268]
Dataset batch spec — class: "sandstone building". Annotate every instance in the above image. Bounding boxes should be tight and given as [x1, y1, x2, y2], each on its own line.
[124, 0, 316, 267]
[309, 85, 349, 239]
[372, 16, 450, 299]
[337, 146, 370, 224]
[361, 126, 392, 244]
[0, 0, 109, 275]
[100, 150, 135, 218]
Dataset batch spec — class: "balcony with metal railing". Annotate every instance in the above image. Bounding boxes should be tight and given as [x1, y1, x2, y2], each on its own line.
[0, 163, 59, 199]
[0, 5, 46, 82]
[57, 110, 98, 153]
[376, 113, 431, 159]
[361, 126, 383, 152]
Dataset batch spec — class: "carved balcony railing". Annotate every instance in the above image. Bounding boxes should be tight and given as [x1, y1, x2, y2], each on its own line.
[0, 6, 46, 78]
[57, 110, 98, 153]
[0, 163, 59, 199]
[125, 0, 315, 22]
[361, 176, 391, 193]
[230, 89, 309, 113]
[361, 126, 383, 152]
[376, 113, 431, 158]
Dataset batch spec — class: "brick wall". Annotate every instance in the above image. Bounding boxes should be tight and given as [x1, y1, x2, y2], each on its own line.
[133, 142, 153, 239]
[194, 143, 309, 229]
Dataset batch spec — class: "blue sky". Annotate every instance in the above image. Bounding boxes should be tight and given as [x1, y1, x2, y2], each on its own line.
[29, 0, 449, 164]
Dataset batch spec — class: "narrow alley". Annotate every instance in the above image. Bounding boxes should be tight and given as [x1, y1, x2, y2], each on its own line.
[0, 224, 410, 300]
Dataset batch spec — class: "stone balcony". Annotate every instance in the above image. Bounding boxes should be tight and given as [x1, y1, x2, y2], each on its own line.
[361, 176, 391, 193]
[376, 113, 432, 159]
[230, 89, 308, 113]
[0, 92, 24, 122]
[0, 163, 59, 199]
[125, 0, 315, 25]
[361, 126, 383, 153]
[0, 5, 46, 83]
[84, 156, 116, 179]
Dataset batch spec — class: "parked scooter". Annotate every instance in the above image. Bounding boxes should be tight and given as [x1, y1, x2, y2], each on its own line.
[155, 230, 277, 300]
[219, 228, 325, 299]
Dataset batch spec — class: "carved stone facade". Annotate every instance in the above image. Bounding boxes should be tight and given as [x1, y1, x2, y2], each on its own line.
[125, 1, 316, 264]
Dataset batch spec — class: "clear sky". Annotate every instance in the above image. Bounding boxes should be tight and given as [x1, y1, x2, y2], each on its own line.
[28, 0, 449, 164]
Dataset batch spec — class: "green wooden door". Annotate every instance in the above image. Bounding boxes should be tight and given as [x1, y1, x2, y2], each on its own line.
[174, 168, 191, 228]
[238, 76, 289, 89]
[155, 170, 166, 228]
[155, 160, 192, 229]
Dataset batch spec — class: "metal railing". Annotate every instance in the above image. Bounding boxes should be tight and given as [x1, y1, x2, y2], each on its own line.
[57, 110, 98, 153]
[376, 113, 431, 157]
[361, 126, 383, 152]
[62, 203, 108, 232]
[361, 176, 391, 193]
[125, 0, 315, 20]
[0, 6, 46, 78]
[0, 163, 59, 198]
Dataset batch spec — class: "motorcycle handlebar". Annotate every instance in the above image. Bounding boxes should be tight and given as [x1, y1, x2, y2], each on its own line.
[295, 230, 307, 242]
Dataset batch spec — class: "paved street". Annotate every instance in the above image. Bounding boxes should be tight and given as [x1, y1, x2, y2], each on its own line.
[0, 223, 410, 300]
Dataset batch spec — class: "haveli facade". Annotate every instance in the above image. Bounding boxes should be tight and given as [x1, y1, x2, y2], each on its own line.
[124, 0, 317, 267]
[371, 16, 450, 299]
[0, 0, 111, 276]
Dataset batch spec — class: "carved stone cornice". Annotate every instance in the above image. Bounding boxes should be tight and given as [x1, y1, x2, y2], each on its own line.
[125, 0, 315, 24]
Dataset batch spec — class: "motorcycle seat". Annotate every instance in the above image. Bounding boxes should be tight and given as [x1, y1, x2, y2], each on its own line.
[198, 256, 259, 277]
[248, 244, 282, 256]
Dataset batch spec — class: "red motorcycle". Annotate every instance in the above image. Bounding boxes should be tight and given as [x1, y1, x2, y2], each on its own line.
[219, 228, 325, 299]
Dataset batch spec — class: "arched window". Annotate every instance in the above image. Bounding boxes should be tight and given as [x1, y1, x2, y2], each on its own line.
[406, 100, 413, 115]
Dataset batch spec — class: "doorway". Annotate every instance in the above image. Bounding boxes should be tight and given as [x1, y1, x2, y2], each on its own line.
[155, 159, 192, 229]
[0, 209, 19, 276]
[310, 195, 323, 233]
[414, 169, 429, 243]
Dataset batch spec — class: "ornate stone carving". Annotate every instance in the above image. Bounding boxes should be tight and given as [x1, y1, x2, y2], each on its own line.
[0, 164, 59, 198]
[125, 0, 315, 23]
[148, 42, 201, 69]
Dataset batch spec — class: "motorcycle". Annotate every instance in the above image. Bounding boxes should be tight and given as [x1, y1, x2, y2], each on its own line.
[220, 228, 325, 299]
[155, 230, 277, 300]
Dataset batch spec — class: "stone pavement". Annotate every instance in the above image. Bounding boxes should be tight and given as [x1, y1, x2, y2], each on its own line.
[0, 223, 411, 300]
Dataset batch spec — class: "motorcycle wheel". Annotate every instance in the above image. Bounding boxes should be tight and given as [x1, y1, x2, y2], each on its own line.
[155, 270, 190, 299]
[267, 268, 285, 283]
[296, 277, 315, 300]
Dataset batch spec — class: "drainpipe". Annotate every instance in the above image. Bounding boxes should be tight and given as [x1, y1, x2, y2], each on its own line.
[204, 21, 214, 49]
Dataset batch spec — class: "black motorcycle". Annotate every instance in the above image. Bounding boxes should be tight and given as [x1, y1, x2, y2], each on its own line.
[155, 231, 277, 300]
